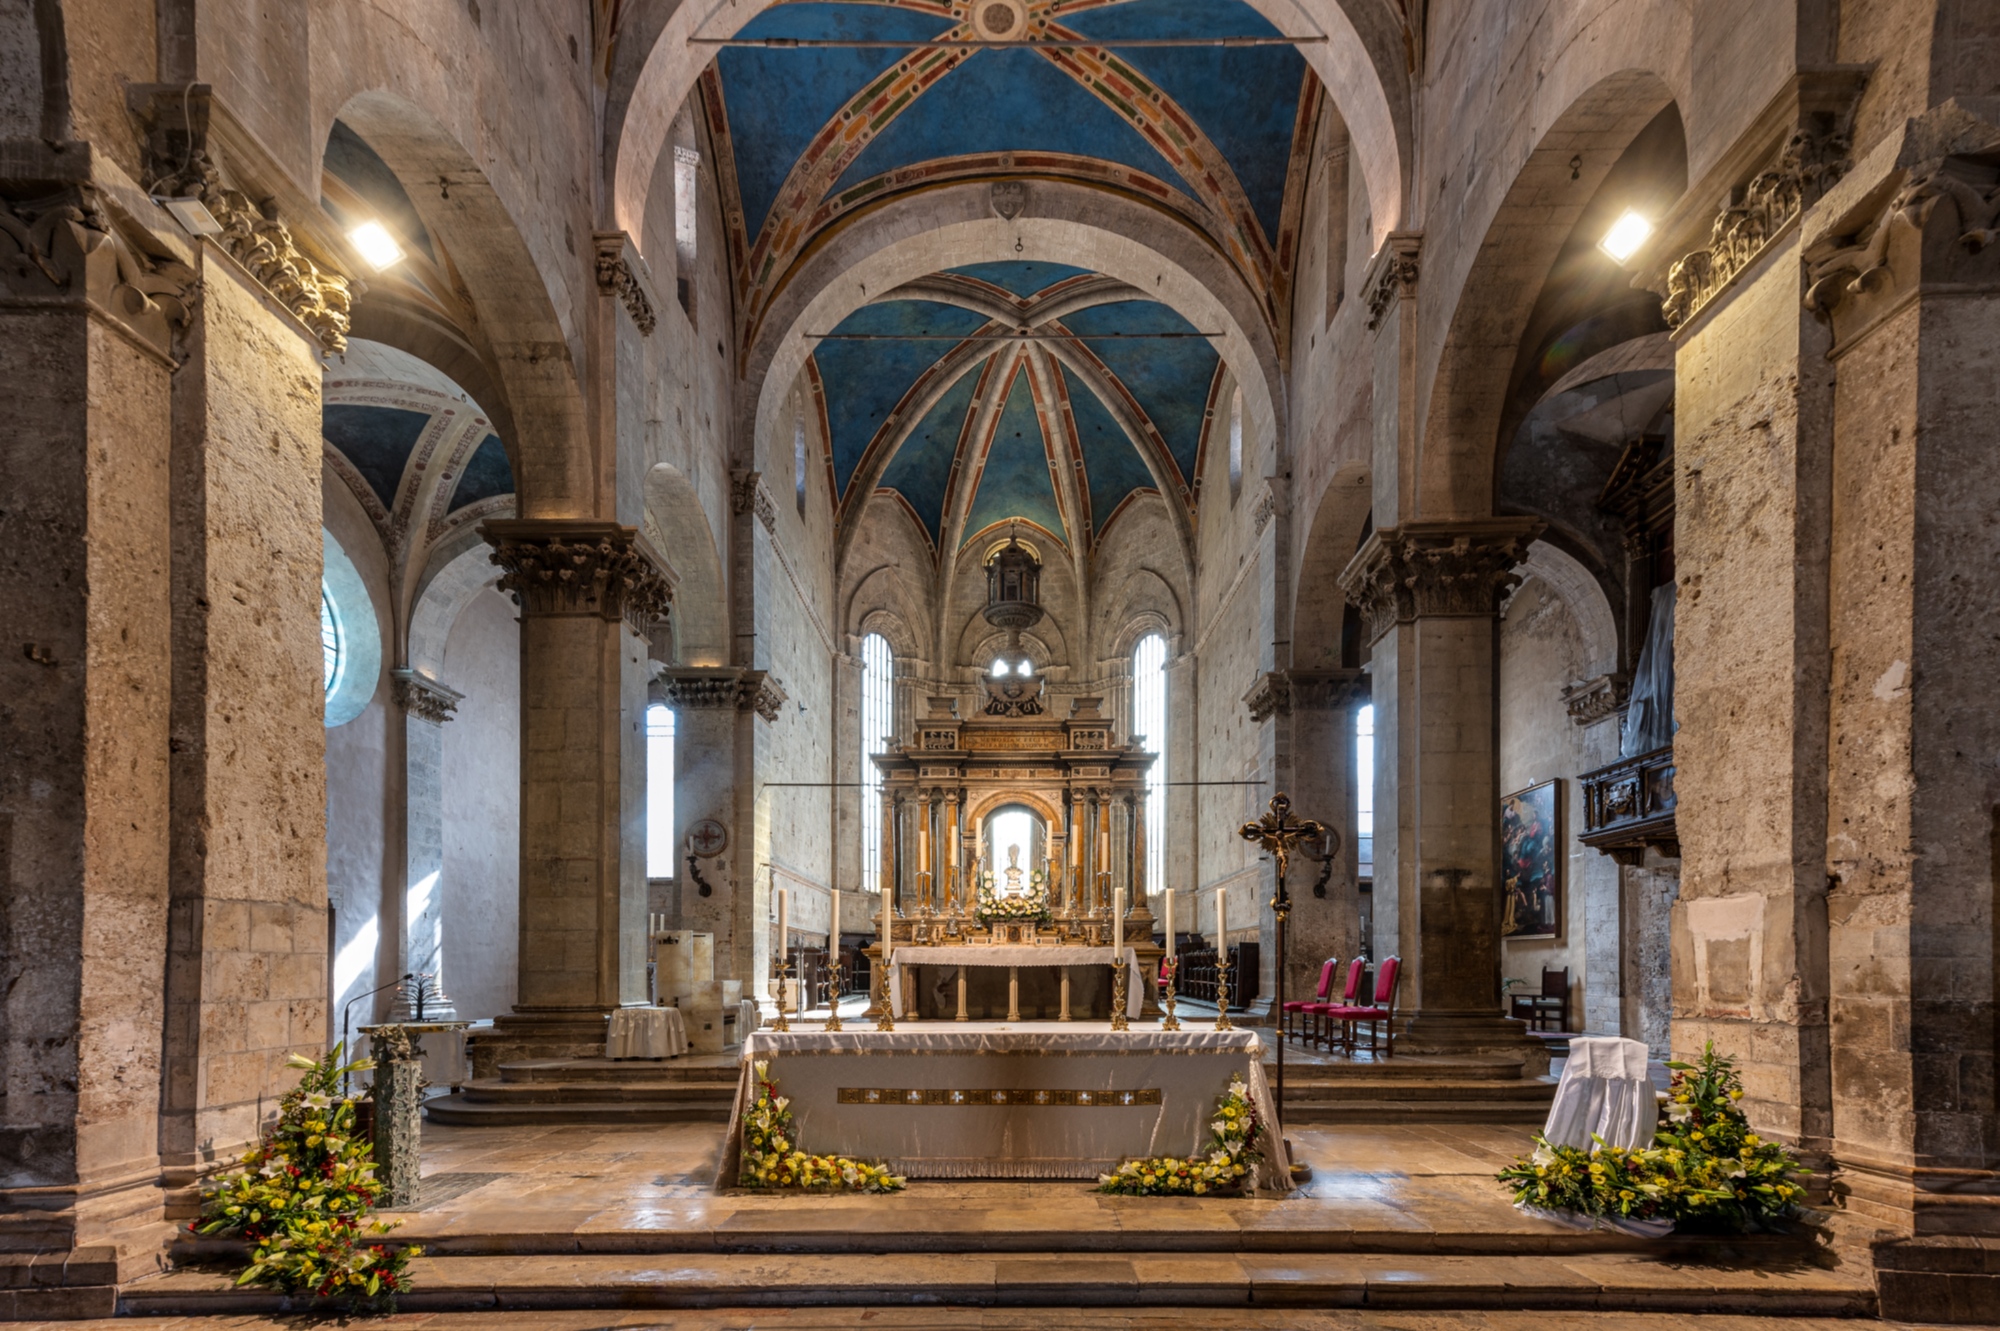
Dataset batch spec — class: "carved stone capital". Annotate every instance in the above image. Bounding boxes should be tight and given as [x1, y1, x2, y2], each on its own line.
[1243, 671, 1291, 723]
[1251, 484, 1279, 536]
[1364, 231, 1421, 331]
[1337, 519, 1545, 645]
[739, 670, 787, 722]
[480, 519, 674, 634]
[1561, 672, 1631, 727]
[1289, 668, 1369, 711]
[392, 669, 463, 725]
[657, 667, 745, 710]
[593, 231, 657, 335]
[130, 84, 354, 354]
[732, 469, 777, 534]
[0, 177, 197, 360]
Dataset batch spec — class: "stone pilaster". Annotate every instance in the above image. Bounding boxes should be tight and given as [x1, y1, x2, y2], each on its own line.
[657, 666, 750, 973]
[389, 670, 463, 1021]
[481, 520, 670, 1022]
[1339, 520, 1545, 1059]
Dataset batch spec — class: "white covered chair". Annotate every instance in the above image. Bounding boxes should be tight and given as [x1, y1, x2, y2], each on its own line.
[1543, 1036, 1658, 1152]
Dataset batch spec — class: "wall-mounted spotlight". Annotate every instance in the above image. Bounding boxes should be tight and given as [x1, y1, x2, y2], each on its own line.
[347, 220, 406, 271]
[158, 196, 222, 237]
[1598, 209, 1654, 264]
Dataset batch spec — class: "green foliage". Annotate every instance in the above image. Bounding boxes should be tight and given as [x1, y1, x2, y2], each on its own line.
[1097, 1077, 1261, 1196]
[1496, 1042, 1809, 1232]
[975, 870, 1053, 926]
[738, 1062, 906, 1192]
[194, 1045, 418, 1310]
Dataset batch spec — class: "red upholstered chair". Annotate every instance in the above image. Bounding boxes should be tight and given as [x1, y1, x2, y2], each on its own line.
[1324, 956, 1401, 1056]
[1282, 958, 1340, 1045]
[1305, 959, 1365, 1051]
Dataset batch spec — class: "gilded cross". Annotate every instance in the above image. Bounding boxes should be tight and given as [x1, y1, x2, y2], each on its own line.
[1238, 793, 1330, 913]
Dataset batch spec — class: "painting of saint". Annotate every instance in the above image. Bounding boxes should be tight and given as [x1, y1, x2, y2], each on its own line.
[1501, 780, 1562, 939]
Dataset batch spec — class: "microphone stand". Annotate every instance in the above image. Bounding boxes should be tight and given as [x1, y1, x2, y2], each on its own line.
[342, 972, 413, 1097]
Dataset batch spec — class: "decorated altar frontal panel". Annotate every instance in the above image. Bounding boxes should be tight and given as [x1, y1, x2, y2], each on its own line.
[720, 1026, 1286, 1188]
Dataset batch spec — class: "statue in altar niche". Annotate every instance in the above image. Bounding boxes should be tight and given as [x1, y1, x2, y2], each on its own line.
[976, 843, 1051, 929]
[1002, 843, 1026, 894]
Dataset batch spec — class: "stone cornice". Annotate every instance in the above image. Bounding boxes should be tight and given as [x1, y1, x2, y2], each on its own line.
[741, 670, 788, 722]
[593, 230, 657, 336]
[1243, 671, 1290, 723]
[392, 669, 463, 725]
[1337, 519, 1545, 645]
[1562, 672, 1631, 728]
[655, 665, 789, 721]
[480, 519, 674, 634]
[1243, 667, 1367, 723]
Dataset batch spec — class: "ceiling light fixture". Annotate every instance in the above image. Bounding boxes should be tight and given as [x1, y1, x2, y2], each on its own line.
[1598, 210, 1653, 264]
[347, 220, 405, 271]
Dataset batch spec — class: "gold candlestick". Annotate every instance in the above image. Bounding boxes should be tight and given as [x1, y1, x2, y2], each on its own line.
[824, 962, 844, 1032]
[1213, 952, 1235, 1031]
[874, 956, 895, 1032]
[1160, 957, 1182, 1031]
[772, 955, 793, 1033]
[1109, 957, 1131, 1032]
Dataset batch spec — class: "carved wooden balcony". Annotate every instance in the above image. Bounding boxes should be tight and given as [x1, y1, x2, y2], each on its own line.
[1578, 745, 1677, 865]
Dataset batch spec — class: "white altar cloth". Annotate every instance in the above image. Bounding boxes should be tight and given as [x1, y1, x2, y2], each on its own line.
[606, 1006, 688, 1059]
[720, 1023, 1287, 1190]
[887, 945, 1143, 1019]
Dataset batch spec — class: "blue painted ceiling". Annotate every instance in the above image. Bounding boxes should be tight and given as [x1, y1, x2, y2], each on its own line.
[813, 262, 1216, 551]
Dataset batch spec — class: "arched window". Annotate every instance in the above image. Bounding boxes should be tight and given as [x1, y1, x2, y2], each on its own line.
[1355, 703, 1375, 882]
[1227, 385, 1244, 501]
[646, 703, 676, 879]
[1132, 633, 1167, 897]
[321, 583, 343, 697]
[860, 633, 894, 893]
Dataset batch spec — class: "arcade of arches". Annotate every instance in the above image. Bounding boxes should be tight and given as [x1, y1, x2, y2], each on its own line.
[1, 0, 1996, 1322]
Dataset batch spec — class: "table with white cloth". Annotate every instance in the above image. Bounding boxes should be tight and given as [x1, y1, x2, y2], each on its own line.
[887, 945, 1146, 1021]
[719, 1023, 1287, 1189]
[606, 1005, 689, 1059]
[1542, 1035, 1659, 1150]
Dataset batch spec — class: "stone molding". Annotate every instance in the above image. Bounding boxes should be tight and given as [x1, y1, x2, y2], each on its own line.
[732, 469, 777, 534]
[1252, 484, 1279, 536]
[1364, 231, 1421, 330]
[1561, 672, 1631, 727]
[656, 665, 788, 721]
[130, 85, 353, 355]
[1337, 519, 1545, 646]
[1243, 668, 1367, 723]
[391, 669, 463, 725]
[1648, 69, 1867, 333]
[480, 519, 674, 634]
[1243, 671, 1290, 722]
[593, 230, 657, 336]
[0, 178, 196, 359]
[1803, 112, 2000, 351]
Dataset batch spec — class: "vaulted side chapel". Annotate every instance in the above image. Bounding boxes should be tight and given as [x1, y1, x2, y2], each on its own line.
[2, 0, 1996, 1324]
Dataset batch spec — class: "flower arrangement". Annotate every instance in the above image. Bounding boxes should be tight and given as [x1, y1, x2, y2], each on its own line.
[1496, 1042, 1809, 1233]
[1097, 1076, 1261, 1196]
[193, 1045, 417, 1310]
[738, 1063, 906, 1192]
[975, 870, 1052, 926]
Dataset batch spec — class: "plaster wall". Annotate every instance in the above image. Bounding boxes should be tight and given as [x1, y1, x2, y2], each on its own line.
[440, 585, 521, 1024]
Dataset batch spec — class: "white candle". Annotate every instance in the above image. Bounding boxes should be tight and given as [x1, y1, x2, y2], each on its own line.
[879, 888, 892, 964]
[1113, 886, 1124, 955]
[775, 886, 787, 983]
[1165, 891, 1175, 959]
[1216, 889, 1226, 948]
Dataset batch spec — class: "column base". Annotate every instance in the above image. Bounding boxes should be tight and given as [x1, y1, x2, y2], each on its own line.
[1396, 1011, 1550, 1072]
[467, 1010, 611, 1078]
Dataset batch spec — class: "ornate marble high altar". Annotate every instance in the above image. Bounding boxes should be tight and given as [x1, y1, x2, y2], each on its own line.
[865, 687, 1164, 1019]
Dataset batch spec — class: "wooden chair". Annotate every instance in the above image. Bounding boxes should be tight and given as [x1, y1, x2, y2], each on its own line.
[1510, 966, 1570, 1033]
[1324, 956, 1401, 1055]
[1282, 958, 1339, 1044]
[1304, 959, 1365, 1051]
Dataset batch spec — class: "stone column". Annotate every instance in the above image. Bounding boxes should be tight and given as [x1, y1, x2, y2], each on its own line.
[390, 670, 463, 1019]
[657, 668, 745, 956]
[1274, 670, 1366, 994]
[1339, 520, 1545, 1058]
[0, 164, 192, 1278]
[479, 521, 671, 1056]
[1800, 116, 2000, 1249]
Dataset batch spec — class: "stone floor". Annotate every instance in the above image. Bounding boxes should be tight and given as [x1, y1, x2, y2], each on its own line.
[15, 1312, 1986, 1330]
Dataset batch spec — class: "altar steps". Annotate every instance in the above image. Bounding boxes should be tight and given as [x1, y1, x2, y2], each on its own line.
[1269, 1052, 1560, 1125]
[424, 1057, 739, 1127]
[120, 1246, 1874, 1316]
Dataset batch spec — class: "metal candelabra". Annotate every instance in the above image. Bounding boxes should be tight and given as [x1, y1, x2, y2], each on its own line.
[771, 952, 793, 1033]
[1212, 952, 1235, 1031]
[1109, 956, 1131, 1032]
[1159, 956, 1182, 1031]
[824, 961, 845, 1032]
[874, 957, 896, 1031]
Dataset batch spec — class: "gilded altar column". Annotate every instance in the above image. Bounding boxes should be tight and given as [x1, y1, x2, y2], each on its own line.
[1130, 790, 1147, 903]
[917, 790, 934, 913]
[943, 791, 961, 914]
[881, 789, 898, 906]
[1096, 792, 1113, 914]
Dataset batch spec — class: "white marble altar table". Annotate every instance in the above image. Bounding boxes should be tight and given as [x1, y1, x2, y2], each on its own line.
[606, 1005, 688, 1059]
[887, 945, 1143, 1020]
[719, 1023, 1287, 1189]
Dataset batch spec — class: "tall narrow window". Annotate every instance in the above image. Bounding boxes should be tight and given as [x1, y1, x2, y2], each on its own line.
[674, 143, 700, 324]
[1132, 633, 1167, 897]
[646, 703, 676, 879]
[860, 633, 894, 893]
[1355, 703, 1375, 882]
[1227, 386, 1244, 501]
[321, 583, 343, 696]
[795, 415, 808, 516]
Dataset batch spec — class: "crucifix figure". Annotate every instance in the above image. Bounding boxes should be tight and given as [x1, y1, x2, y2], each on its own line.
[1238, 792, 1337, 1170]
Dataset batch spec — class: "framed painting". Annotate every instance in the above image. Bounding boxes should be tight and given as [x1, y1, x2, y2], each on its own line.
[1501, 780, 1562, 940]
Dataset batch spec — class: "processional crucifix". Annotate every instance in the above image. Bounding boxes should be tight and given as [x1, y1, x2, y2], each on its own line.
[1239, 793, 1337, 1150]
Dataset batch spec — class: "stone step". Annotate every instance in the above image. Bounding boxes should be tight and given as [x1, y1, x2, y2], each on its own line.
[121, 1248, 1875, 1316]
[1260, 1052, 1542, 1081]
[497, 1057, 740, 1085]
[1282, 1099, 1555, 1125]
[1279, 1076, 1559, 1103]
[422, 1094, 730, 1127]
[456, 1078, 736, 1104]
